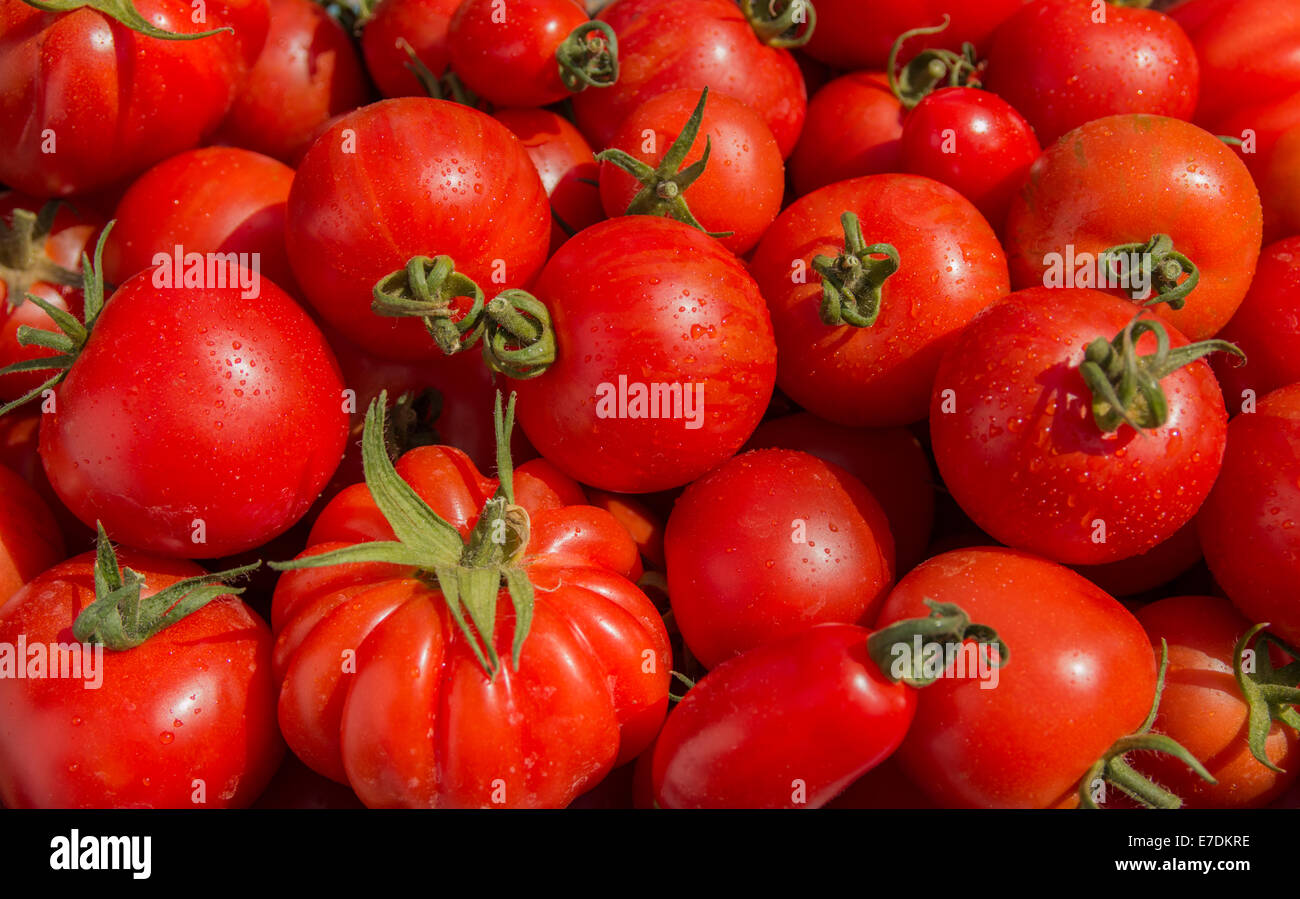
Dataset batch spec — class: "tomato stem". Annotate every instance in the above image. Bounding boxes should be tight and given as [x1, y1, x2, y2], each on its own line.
[556, 21, 620, 93]
[1100, 234, 1199, 311]
[813, 212, 899, 328]
[371, 255, 486, 356]
[886, 15, 981, 109]
[398, 39, 479, 105]
[23, 0, 232, 41]
[866, 599, 1009, 688]
[1232, 623, 1300, 772]
[0, 202, 82, 303]
[737, 0, 816, 49]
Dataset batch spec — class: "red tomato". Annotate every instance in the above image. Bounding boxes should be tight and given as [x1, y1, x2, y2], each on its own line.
[751, 173, 1009, 428]
[573, 0, 807, 158]
[361, 0, 459, 97]
[899, 86, 1040, 230]
[983, 0, 1198, 148]
[931, 288, 1230, 566]
[1199, 383, 1300, 646]
[788, 72, 903, 198]
[212, 0, 372, 166]
[511, 217, 777, 493]
[652, 624, 916, 808]
[1212, 237, 1300, 406]
[1005, 114, 1262, 341]
[665, 449, 895, 670]
[597, 88, 784, 255]
[494, 107, 605, 254]
[102, 147, 297, 293]
[0, 0, 243, 196]
[286, 97, 550, 360]
[1133, 596, 1300, 808]
[876, 547, 1157, 808]
[0, 547, 282, 808]
[0, 461, 64, 603]
[584, 489, 665, 571]
[803, 0, 1022, 71]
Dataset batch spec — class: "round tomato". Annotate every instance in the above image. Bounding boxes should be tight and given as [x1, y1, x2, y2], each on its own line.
[0, 461, 64, 603]
[1212, 237, 1300, 405]
[803, 0, 1021, 71]
[361, 0, 459, 97]
[788, 72, 903, 198]
[751, 173, 1009, 428]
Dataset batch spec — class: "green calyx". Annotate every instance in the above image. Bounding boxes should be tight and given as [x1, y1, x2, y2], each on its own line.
[271, 391, 538, 678]
[866, 599, 1009, 688]
[1078, 313, 1244, 433]
[372, 256, 555, 379]
[24, 0, 231, 40]
[73, 523, 260, 651]
[1077, 640, 1216, 809]
[397, 39, 479, 105]
[0, 221, 115, 418]
[556, 21, 619, 93]
[1100, 234, 1199, 311]
[813, 211, 900, 328]
[0, 202, 81, 306]
[737, 0, 816, 49]
[887, 14, 980, 109]
[594, 88, 733, 240]
[1233, 623, 1300, 773]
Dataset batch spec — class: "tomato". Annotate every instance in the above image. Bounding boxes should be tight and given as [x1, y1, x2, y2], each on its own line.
[899, 86, 1040, 230]
[573, 0, 807, 158]
[931, 288, 1231, 567]
[361, 0, 459, 98]
[983, 0, 1198, 148]
[0, 0, 243, 197]
[1005, 114, 1262, 341]
[745, 413, 934, 576]
[584, 489, 665, 571]
[0, 544, 282, 808]
[652, 624, 916, 808]
[510, 216, 777, 493]
[876, 547, 1159, 808]
[0, 194, 101, 402]
[664, 449, 894, 670]
[803, 0, 1022, 71]
[0, 461, 64, 603]
[1132, 596, 1300, 809]
[271, 397, 671, 807]
[495, 107, 605, 254]
[1212, 237, 1300, 406]
[102, 147, 297, 293]
[788, 72, 903, 198]
[1199, 383, 1300, 646]
[286, 97, 550, 361]
[597, 88, 784, 255]
[212, 0, 372, 166]
[751, 173, 1009, 428]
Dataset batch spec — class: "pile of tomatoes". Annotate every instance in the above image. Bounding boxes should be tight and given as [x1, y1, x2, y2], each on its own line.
[0, 0, 1298, 812]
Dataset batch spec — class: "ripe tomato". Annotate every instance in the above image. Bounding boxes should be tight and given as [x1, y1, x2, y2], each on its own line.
[1132, 596, 1300, 809]
[286, 97, 550, 360]
[361, 0, 459, 97]
[1005, 114, 1262, 340]
[751, 173, 1009, 428]
[0, 544, 282, 808]
[931, 288, 1231, 566]
[597, 88, 784, 255]
[102, 147, 296, 293]
[1199, 382, 1300, 646]
[652, 624, 916, 808]
[803, 0, 1022, 71]
[788, 72, 903, 198]
[664, 449, 894, 670]
[1212, 237, 1300, 406]
[0, 0, 243, 196]
[212, 0, 372, 166]
[573, 0, 807, 158]
[510, 216, 777, 493]
[272, 398, 671, 807]
[0, 461, 64, 602]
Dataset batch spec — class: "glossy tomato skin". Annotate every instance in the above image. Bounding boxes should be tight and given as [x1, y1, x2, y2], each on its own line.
[751, 174, 1009, 428]
[511, 217, 777, 493]
[449, 0, 591, 108]
[665, 449, 895, 670]
[931, 288, 1228, 566]
[0, 550, 283, 808]
[1212, 237, 1300, 405]
[0, 462, 64, 603]
[362, 0, 459, 97]
[652, 624, 916, 809]
[287, 98, 550, 360]
[788, 72, 903, 198]
[272, 446, 671, 808]
[1199, 383, 1300, 646]
[212, 0, 372, 166]
[103, 147, 297, 292]
[39, 269, 348, 559]
[1071, 519, 1202, 598]
[1005, 115, 1262, 340]
[1133, 595, 1300, 808]
[598, 88, 784, 255]
[984, 0, 1198, 148]
[0, 0, 242, 197]
[876, 547, 1157, 809]
[574, 0, 806, 157]
[900, 87, 1040, 231]
[803, 0, 1022, 71]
